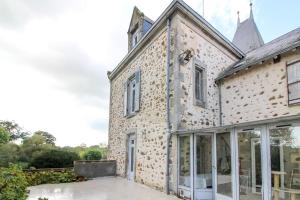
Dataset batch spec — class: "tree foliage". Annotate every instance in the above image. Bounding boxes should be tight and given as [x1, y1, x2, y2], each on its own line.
[0, 165, 28, 200]
[34, 131, 56, 145]
[0, 127, 10, 144]
[0, 143, 20, 167]
[0, 121, 28, 141]
[30, 149, 80, 168]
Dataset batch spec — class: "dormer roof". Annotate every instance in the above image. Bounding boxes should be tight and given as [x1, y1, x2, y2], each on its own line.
[232, 3, 264, 53]
[128, 6, 153, 34]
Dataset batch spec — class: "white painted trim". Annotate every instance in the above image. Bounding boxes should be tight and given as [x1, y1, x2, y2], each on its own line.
[190, 134, 194, 200]
[231, 128, 238, 200]
[193, 133, 214, 200]
[261, 125, 271, 200]
[213, 133, 217, 200]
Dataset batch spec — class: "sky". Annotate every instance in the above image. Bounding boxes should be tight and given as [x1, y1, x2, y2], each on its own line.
[0, 0, 299, 147]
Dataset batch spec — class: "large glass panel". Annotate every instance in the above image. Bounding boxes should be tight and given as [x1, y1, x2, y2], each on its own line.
[195, 135, 212, 189]
[238, 129, 262, 200]
[179, 136, 191, 187]
[270, 125, 300, 200]
[216, 132, 232, 197]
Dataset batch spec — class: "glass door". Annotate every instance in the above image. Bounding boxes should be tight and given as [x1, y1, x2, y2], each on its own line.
[215, 132, 233, 200]
[194, 134, 213, 200]
[127, 134, 135, 181]
[237, 128, 263, 200]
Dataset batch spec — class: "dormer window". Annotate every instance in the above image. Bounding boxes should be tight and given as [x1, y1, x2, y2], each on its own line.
[127, 7, 153, 51]
[132, 30, 138, 48]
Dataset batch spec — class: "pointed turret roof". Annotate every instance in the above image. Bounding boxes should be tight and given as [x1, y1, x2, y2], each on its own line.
[232, 3, 264, 53]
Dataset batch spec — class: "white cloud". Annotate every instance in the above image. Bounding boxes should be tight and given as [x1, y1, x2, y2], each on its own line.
[0, 0, 258, 146]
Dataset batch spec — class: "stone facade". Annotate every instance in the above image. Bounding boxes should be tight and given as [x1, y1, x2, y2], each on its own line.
[108, 28, 168, 190]
[221, 49, 300, 125]
[170, 14, 239, 131]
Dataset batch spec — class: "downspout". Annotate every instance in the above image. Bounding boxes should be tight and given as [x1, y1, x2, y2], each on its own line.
[165, 17, 172, 195]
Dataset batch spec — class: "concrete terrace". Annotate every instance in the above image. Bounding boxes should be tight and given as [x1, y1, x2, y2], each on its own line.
[27, 177, 180, 200]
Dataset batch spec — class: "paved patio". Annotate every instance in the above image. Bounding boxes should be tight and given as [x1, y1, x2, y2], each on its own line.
[27, 177, 180, 200]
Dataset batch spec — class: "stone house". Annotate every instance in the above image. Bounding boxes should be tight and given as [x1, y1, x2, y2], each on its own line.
[107, 0, 300, 200]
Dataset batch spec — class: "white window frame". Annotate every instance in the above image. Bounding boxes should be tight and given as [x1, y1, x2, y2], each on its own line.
[287, 59, 300, 105]
[127, 76, 136, 115]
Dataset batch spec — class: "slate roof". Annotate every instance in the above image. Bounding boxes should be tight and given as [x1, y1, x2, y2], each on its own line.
[217, 27, 300, 81]
[232, 16, 264, 53]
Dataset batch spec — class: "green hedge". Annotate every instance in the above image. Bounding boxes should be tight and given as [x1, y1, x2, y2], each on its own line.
[25, 169, 76, 186]
[82, 149, 102, 160]
[0, 165, 28, 200]
[30, 149, 80, 168]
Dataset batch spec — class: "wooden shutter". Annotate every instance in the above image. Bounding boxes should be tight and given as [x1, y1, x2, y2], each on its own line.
[123, 81, 128, 117]
[134, 70, 141, 112]
[288, 61, 300, 103]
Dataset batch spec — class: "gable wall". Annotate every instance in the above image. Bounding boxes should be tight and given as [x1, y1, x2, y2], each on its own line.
[108, 27, 168, 190]
[171, 13, 239, 131]
[221, 49, 300, 125]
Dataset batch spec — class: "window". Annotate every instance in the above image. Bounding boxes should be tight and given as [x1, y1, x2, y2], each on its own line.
[179, 136, 191, 187]
[124, 71, 140, 117]
[287, 60, 300, 104]
[131, 30, 138, 48]
[216, 132, 232, 197]
[238, 129, 262, 200]
[194, 60, 206, 107]
[269, 125, 300, 200]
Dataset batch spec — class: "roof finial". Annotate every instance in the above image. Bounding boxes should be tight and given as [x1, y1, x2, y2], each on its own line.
[250, 1, 253, 19]
[237, 11, 240, 27]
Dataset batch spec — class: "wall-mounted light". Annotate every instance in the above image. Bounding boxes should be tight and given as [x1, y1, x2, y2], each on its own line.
[179, 49, 193, 64]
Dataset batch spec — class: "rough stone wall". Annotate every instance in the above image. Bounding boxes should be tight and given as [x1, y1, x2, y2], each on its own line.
[173, 14, 239, 130]
[221, 49, 300, 125]
[108, 28, 168, 190]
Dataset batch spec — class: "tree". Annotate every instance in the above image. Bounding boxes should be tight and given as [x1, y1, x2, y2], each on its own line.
[34, 131, 56, 145]
[0, 143, 20, 167]
[30, 149, 80, 168]
[0, 127, 10, 144]
[83, 149, 102, 160]
[20, 134, 53, 165]
[0, 121, 28, 141]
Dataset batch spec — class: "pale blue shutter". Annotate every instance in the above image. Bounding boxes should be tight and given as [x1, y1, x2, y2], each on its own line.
[134, 70, 141, 112]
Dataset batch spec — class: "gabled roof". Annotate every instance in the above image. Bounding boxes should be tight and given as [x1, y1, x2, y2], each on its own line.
[127, 6, 153, 33]
[232, 4, 264, 53]
[108, 0, 244, 80]
[217, 27, 300, 81]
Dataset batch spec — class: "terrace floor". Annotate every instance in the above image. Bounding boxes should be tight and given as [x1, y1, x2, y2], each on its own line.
[27, 176, 180, 200]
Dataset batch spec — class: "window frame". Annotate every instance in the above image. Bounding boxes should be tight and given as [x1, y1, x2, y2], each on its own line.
[124, 70, 141, 118]
[131, 29, 139, 48]
[287, 58, 300, 105]
[127, 74, 136, 116]
[193, 59, 207, 108]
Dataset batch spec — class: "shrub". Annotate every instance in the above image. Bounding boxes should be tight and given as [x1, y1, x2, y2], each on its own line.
[82, 149, 102, 160]
[0, 143, 20, 167]
[0, 165, 28, 200]
[25, 169, 76, 186]
[30, 149, 80, 168]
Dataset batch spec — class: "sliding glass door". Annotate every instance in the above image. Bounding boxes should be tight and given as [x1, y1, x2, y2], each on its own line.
[237, 128, 263, 200]
[194, 134, 213, 200]
[216, 132, 233, 200]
